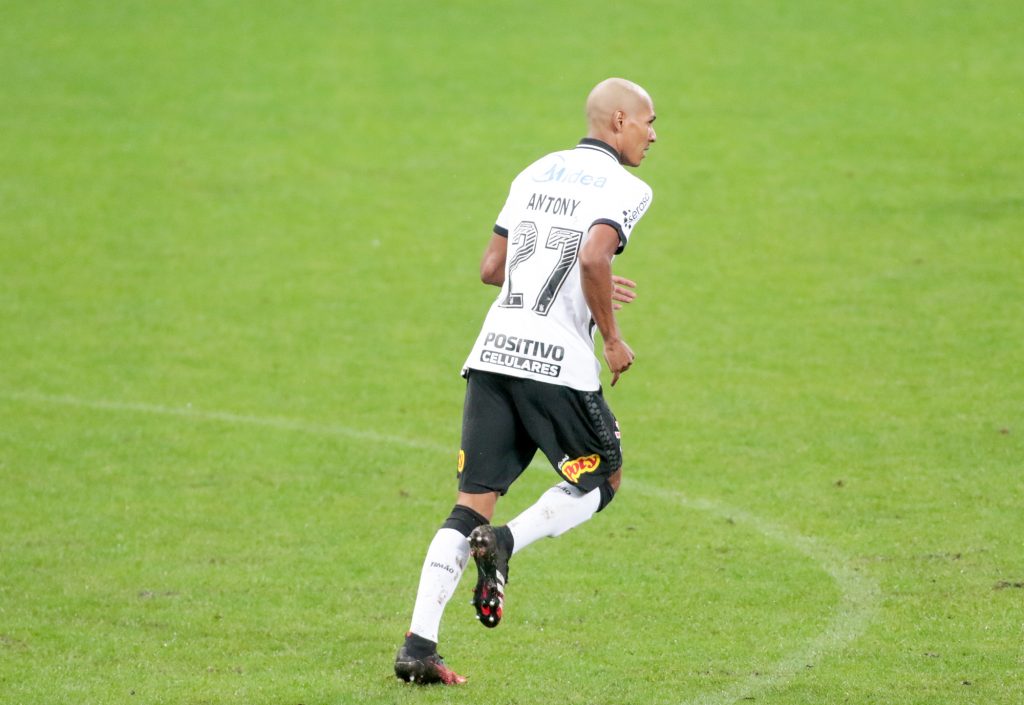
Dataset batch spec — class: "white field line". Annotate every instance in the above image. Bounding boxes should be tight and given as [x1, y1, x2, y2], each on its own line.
[3, 389, 878, 702]
[631, 480, 880, 705]
[2, 390, 450, 453]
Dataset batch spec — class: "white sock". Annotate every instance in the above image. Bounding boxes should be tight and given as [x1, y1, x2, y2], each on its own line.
[507, 482, 601, 556]
[408, 528, 469, 643]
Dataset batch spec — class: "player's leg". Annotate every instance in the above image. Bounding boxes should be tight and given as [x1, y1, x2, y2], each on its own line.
[395, 499, 485, 684]
[396, 371, 531, 682]
[467, 381, 622, 629]
[402, 504, 487, 639]
[503, 382, 623, 555]
[455, 490, 498, 520]
[460, 375, 537, 629]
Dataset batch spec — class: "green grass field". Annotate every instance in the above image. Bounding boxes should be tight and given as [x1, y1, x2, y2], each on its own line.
[2, 1, 1022, 703]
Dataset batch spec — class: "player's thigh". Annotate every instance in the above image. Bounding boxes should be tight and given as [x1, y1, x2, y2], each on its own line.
[514, 381, 622, 493]
[458, 371, 537, 495]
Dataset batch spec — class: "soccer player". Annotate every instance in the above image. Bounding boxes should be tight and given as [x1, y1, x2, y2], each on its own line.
[394, 77, 657, 685]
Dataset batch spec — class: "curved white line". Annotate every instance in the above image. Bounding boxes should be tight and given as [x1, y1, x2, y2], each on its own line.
[631, 480, 879, 704]
[2, 390, 878, 702]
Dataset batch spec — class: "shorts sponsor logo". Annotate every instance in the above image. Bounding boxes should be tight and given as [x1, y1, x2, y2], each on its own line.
[559, 453, 601, 483]
[457, 449, 465, 474]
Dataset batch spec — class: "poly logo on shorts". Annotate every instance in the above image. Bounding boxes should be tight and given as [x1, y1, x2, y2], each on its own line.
[559, 454, 601, 483]
[457, 450, 465, 474]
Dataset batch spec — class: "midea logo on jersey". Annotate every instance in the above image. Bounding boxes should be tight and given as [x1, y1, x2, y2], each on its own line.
[532, 156, 608, 188]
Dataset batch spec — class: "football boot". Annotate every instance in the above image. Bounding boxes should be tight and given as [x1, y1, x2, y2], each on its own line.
[394, 634, 466, 685]
[469, 524, 510, 628]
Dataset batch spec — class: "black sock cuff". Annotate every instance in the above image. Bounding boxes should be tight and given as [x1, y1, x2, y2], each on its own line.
[441, 504, 490, 537]
[404, 632, 436, 658]
[495, 525, 515, 556]
[597, 480, 616, 512]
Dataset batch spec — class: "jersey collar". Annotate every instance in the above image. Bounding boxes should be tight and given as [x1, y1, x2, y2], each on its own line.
[576, 138, 621, 163]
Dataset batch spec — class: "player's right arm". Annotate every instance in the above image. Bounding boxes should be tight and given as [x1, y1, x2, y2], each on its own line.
[580, 224, 635, 386]
[480, 232, 507, 287]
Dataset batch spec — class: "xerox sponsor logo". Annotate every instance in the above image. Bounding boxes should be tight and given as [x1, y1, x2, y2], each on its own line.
[559, 454, 601, 483]
[622, 191, 651, 230]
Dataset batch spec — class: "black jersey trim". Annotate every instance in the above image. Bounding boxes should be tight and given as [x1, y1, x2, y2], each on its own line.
[494, 224, 509, 237]
[576, 138, 621, 163]
[591, 218, 628, 255]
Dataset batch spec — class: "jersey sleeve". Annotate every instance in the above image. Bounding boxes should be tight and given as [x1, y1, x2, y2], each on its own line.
[493, 179, 519, 237]
[591, 179, 653, 254]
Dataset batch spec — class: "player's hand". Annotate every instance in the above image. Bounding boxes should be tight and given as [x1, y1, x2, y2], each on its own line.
[611, 275, 637, 311]
[604, 338, 635, 387]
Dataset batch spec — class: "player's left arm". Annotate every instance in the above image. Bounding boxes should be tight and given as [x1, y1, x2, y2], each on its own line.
[607, 183, 651, 309]
[480, 232, 507, 287]
[611, 275, 637, 310]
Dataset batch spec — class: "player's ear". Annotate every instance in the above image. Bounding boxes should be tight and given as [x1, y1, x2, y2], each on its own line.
[613, 110, 625, 132]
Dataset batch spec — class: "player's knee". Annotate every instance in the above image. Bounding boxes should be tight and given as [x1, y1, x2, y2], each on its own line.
[597, 468, 622, 513]
[441, 503, 490, 537]
[608, 468, 623, 493]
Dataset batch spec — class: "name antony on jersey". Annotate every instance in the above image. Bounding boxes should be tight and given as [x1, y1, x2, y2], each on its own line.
[526, 192, 581, 217]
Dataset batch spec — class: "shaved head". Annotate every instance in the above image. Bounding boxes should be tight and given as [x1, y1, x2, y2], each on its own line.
[585, 77, 657, 167]
[586, 78, 652, 128]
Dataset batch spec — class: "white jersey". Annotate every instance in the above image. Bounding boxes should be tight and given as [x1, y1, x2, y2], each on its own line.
[463, 138, 654, 391]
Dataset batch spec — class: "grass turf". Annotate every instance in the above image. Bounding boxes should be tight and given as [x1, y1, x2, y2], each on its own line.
[1, 1, 1022, 703]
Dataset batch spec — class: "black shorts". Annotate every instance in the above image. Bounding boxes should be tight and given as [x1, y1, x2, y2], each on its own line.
[457, 370, 622, 495]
